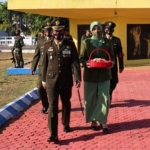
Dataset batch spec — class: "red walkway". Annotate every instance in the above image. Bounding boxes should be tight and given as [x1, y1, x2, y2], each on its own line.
[0, 68, 150, 150]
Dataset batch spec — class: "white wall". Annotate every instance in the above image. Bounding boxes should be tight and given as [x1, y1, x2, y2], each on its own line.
[0, 36, 35, 46]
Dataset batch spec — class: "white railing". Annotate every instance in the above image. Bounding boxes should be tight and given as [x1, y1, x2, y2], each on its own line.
[0, 36, 35, 46]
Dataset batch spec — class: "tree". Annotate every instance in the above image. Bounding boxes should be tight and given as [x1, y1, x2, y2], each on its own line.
[0, 2, 69, 36]
[0, 2, 8, 23]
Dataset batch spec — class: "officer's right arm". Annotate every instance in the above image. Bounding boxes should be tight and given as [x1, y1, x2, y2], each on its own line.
[42, 44, 48, 89]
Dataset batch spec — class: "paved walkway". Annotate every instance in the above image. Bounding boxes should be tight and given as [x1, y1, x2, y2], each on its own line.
[0, 68, 150, 150]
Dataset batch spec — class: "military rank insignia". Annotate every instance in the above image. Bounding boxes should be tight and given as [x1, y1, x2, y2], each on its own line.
[66, 46, 71, 49]
[50, 54, 53, 60]
[62, 49, 71, 57]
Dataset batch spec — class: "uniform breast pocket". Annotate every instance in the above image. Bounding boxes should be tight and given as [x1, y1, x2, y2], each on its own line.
[48, 51, 56, 60]
[46, 72, 55, 79]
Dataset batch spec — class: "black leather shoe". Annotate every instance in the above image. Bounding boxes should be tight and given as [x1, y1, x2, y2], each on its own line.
[63, 126, 71, 133]
[100, 124, 109, 134]
[91, 126, 98, 131]
[41, 106, 48, 114]
[47, 135, 59, 143]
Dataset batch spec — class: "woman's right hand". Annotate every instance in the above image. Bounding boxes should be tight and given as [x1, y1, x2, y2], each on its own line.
[86, 62, 91, 68]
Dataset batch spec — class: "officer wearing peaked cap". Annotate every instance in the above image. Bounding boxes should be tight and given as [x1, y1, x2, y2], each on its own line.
[104, 21, 116, 29]
[64, 28, 73, 42]
[31, 29, 49, 114]
[42, 18, 81, 142]
[104, 21, 124, 107]
[43, 25, 52, 41]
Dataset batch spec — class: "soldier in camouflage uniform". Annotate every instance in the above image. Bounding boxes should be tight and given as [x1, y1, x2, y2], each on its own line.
[30, 29, 49, 114]
[12, 30, 24, 68]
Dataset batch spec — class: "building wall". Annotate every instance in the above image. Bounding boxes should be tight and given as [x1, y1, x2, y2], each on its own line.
[70, 17, 150, 66]
[8, 0, 150, 65]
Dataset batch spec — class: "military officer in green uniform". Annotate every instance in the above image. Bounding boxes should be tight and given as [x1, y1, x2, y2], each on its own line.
[104, 21, 124, 106]
[42, 18, 81, 142]
[12, 29, 24, 68]
[30, 29, 49, 113]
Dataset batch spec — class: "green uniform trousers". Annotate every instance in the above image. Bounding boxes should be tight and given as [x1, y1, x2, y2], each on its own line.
[84, 80, 110, 124]
[47, 86, 72, 135]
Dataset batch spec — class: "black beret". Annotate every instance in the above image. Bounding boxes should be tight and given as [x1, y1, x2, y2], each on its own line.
[104, 21, 116, 29]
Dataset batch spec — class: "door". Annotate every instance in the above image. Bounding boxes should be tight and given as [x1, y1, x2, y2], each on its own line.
[77, 24, 90, 54]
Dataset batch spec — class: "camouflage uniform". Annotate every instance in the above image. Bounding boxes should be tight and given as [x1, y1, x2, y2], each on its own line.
[13, 30, 24, 68]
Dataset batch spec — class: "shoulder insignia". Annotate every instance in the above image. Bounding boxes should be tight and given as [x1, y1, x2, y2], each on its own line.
[108, 22, 112, 26]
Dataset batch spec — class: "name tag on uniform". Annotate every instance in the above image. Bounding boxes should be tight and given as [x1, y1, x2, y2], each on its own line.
[48, 47, 53, 51]
[62, 49, 71, 54]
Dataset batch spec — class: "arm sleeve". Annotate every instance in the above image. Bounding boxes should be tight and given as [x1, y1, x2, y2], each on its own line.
[71, 42, 81, 82]
[42, 45, 48, 82]
[79, 40, 88, 67]
[20, 37, 24, 47]
[117, 38, 124, 70]
[108, 40, 115, 63]
[31, 42, 40, 72]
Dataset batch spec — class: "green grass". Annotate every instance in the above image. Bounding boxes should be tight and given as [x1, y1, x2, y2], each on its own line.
[0, 52, 37, 108]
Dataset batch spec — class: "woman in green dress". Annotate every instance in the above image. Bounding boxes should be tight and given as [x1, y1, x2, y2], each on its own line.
[79, 21, 115, 133]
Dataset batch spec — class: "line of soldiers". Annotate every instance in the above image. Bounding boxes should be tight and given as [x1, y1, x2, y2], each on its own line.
[30, 18, 124, 142]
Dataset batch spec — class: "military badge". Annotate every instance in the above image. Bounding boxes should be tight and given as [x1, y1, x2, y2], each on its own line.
[55, 20, 60, 26]
[66, 46, 71, 49]
[49, 53, 53, 60]
[108, 22, 112, 26]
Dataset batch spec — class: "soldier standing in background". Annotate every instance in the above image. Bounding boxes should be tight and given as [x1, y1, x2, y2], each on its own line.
[30, 29, 49, 114]
[81, 29, 92, 41]
[104, 21, 124, 107]
[64, 28, 73, 41]
[43, 20, 53, 41]
[42, 18, 81, 142]
[12, 29, 24, 68]
[44, 27, 52, 41]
